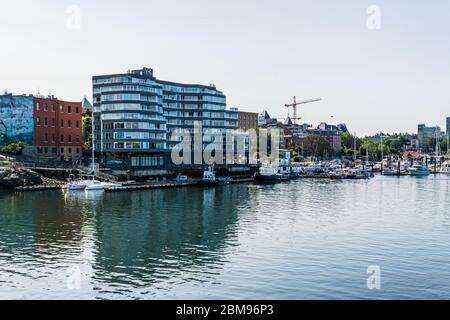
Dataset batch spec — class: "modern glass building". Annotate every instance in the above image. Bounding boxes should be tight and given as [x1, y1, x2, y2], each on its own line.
[92, 68, 238, 173]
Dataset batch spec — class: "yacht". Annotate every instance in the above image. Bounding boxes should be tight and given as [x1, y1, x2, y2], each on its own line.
[409, 163, 430, 177]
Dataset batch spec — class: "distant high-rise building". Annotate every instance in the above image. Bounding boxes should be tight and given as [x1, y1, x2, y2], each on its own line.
[446, 117, 450, 137]
[418, 124, 440, 149]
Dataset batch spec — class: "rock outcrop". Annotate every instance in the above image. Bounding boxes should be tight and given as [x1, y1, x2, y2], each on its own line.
[0, 165, 43, 189]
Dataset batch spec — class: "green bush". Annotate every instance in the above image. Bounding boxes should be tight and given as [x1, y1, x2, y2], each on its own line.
[1, 142, 26, 155]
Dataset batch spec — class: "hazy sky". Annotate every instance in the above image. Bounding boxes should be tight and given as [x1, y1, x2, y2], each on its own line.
[1, 0, 449, 136]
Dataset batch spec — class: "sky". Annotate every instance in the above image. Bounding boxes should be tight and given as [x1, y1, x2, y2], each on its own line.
[1, 0, 449, 136]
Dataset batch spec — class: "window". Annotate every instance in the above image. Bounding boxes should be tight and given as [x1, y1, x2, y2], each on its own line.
[68, 148, 72, 154]
[44, 147, 48, 154]
[44, 104, 48, 111]
[44, 118, 48, 126]
[68, 106, 71, 113]
[68, 134, 72, 142]
[52, 105, 55, 112]
[36, 117, 40, 126]
[36, 102, 40, 111]
[60, 105, 63, 112]
[61, 119, 64, 127]
[52, 134, 55, 142]
[76, 107, 79, 114]
[60, 134, 64, 142]
[60, 148, 64, 154]
[52, 118, 55, 127]
[76, 135, 80, 143]
[68, 120, 72, 128]
[44, 133, 48, 142]
[76, 120, 79, 128]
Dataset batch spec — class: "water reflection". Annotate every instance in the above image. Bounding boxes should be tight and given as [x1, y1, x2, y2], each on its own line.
[2, 176, 450, 299]
[92, 187, 245, 295]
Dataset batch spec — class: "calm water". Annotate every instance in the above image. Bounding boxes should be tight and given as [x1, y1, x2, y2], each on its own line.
[1, 176, 450, 299]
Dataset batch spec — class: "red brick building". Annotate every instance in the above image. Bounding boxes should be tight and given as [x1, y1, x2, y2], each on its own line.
[33, 96, 83, 162]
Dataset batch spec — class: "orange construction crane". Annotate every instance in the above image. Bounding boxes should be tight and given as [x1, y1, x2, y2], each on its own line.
[285, 96, 322, 124]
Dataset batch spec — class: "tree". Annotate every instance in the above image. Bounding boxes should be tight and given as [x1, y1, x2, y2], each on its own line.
[1, 142, 26, 155]
[341, 132, 363, 151]
[302, 135, 334, 158]
[82, 113, 92, 150]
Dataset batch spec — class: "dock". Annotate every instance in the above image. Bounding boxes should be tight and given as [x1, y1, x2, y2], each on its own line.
[105, 181, 198, 192]
[15, 185, 62, 192]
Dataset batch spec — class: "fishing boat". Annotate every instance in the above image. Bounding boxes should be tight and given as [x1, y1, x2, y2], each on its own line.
[409, 163, 430, 177]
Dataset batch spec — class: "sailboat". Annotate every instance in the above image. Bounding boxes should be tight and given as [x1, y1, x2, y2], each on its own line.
[65, 111, 104, 191]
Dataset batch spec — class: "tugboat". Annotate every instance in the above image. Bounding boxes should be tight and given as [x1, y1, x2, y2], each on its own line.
[197, 167, 220, 187]
[254, 163, 290, 183]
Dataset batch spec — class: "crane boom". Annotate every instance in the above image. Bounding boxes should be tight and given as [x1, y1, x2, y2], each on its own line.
[285, 96, 322, 124]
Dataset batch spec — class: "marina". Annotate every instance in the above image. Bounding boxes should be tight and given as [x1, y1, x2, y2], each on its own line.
[2, 174, 450, 299]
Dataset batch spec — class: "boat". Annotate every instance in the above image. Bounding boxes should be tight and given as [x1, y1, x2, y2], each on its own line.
[408, 163, 430, 177]
[343, 168, 370, 180]
[382, 167, 397, 176]
[439, 161, 450, 174]
[174, 174, 194, 185]
[65, 175, 99, 191]
[197, 167, 219, 187]
[66, 181, 89, 191]
[84, 180, 104, 191]
[254, 163, 290, 182]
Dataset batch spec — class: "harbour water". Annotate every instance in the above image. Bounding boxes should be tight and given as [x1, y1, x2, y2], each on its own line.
[1, 175, 450, 299]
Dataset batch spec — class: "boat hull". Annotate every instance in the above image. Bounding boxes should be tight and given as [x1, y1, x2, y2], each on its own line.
[255, 174, 290, 183]
[197, 180, 220, 187]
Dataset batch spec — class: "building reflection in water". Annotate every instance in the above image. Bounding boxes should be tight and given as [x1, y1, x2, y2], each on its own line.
[91, 186, 248, 294]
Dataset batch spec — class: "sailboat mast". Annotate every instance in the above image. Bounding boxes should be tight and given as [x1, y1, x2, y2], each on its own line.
[91, 111, 95, 175]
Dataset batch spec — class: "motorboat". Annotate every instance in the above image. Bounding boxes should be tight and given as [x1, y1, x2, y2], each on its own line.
[409, 163, 430, 177]
[344, 168, 370, 180]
